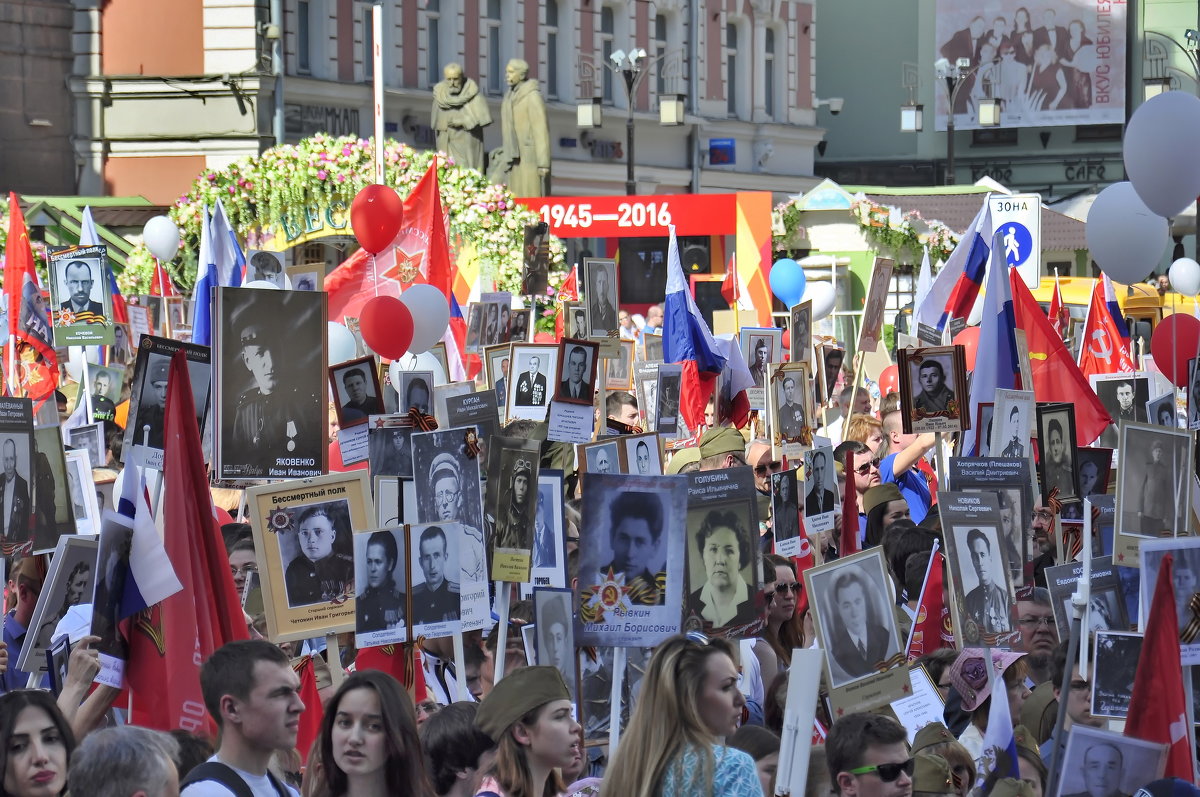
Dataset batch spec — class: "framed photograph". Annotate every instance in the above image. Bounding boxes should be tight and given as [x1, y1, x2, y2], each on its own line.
[1091, 372, 1151, 448]
[654, 363, 682, 436]
[246, 250, 287, 287]
[215, 287, 326, 480]
[898, 345, 969, 434]
[17, 535, 98, 675]
[521, 222, 550, 296]
[817, 345, 846, 405]
[63, 450, 98, 537]
[633, 363, 659, 430]
[804, 548, 907, 706]
[67, 423, 105, 474]
[990, 388, 1034, 460]
[507, 344, 558, 422]
[123, 336, 211, 470]
[330, 356, 384, 427]
[564, 301, 589, 341]
[583, 258, 620, 339]
[31, 425, 76, 552]
[465, 303, 484, 354]
[247, 472, 373, 642]
[1061, 448, 1113, 522]
[1148, 392, 1178, 429]
[976, 403, 994, 457]
[410, 521, 464, 636]
[47, 245, 114, 346]
[944, 520, 1016, 639]
[367, 414, 416, 480]
[81, 361, 123, 425]
[739, 327, 784, 410]
[606, 339, 635, 391]
[621, 433, 662, 476]
[1045, 556, 1126, 640]
[287, 263, 326, 292]
[946, 458, 1037, 587]
[554, 339, 599, 406]
[1115, 422, 1192, 541]
[503, 308, 528, 344]
[1036, 403, 1079, 504]
[396, 371, 434, 415]
[531, 470, 566, 584]
[768, 361, 814, 455]
[789, 301, 813, 367]
[1189, 357, 1200, 431]
[580, 439, 621, 478]
[91, 511, 135, 681]
[577, 473, 686, 646]
[353, 526, 409, 648]
[486, 439, 541, 576]
[1053, 726, 1165, 797]
[126, 304, 151, 347]
[803, 446, 838, 535]
[1140, 538, 1200, 664]
[164, 296, 186, 336]
[856, 257, 894, 354]
[771, 468, 804, 557]
[108, 323, 135, 367]
[497, 303, 513, 345]
[141, 295, 164, 335]
[484, 344, 512, 410]
[535, 588, 578, 702]
[478, 293, 510, 348]
[642, 333, 664, 363]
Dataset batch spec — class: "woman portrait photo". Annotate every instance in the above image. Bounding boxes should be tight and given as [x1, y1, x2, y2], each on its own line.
[283, 501, 355, 607]
[686, 508, 758, 631]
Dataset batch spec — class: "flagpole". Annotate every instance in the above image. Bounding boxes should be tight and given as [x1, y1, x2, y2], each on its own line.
[371, 3, 384, 186]
[325, 632, 345, 688]
[731, 253, 740, 332]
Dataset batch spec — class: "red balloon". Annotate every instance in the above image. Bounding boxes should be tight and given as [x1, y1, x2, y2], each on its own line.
[359, 295, 414, 359]
[1151, 313, 1200, 387]
[350, 184, 404, 254]
[879, 364, 900, 397]
[952, 326, 980, 371]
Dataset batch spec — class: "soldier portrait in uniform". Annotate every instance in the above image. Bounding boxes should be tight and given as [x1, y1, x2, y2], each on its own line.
[123, 337, 211, 470]
[950, 524, 1013, 635]
[216, 287, 324, 480]
[770, 362, 811, 444]
[1036, 404, 1079, 504]
[492, 451, 535, 551]
[368, 416, 415, 480]
[585, 259, 619, 338]
[84, 363, 121, 424]
[282, 500, 355, 608]
[507, 345, 557, 422]
[355, 528, 407, 639]
[898, 345, 969, 434]
[67, 424, 105, 474]
[410, 523, 462, 628]
[31, 425, 75, 552]
[555, 340, 598, 406]
[535, 588, 577, 701]
[413, 430, 487, 587]
[246, 251, 286, 288]
[331, 357, 383, 427]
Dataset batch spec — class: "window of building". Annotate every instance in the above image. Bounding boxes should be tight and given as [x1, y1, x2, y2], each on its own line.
[886, 268, 915, 328]
[654, 13, 667, 96]
[601, 6, 615, 104]
[1074, 124, 1122, 142]
[764, 28, 775, 119]
[363, 5, 374, 80]
[298, 0, 311, 74]
[725, 22, 738, 117]
[426, 0, 440, 87]
[546, 1, 559, 98]
[970, 127, 1018, 146]
[486, 0, 502, 94]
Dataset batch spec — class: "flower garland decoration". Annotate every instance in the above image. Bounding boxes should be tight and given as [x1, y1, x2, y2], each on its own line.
[771, 195, 960, 264]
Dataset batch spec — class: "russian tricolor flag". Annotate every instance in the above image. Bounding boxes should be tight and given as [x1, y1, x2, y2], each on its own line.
[663, 224, 726, 431]
[112, 464, 183, 622]
[913, 199, 993, 334]
[962, 230, 1019, 456]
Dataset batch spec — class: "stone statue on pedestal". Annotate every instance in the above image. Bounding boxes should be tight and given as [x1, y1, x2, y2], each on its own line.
[488, 58, 551, 197]
[431, 63, 492, 172]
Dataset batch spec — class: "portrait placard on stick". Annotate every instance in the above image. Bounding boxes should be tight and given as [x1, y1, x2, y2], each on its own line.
[486, 436, 541, 582]
[47, 245, 114, 346]
[1046, 556, 1127, 642]
[946, 456, 1038, 587]
[1114, 422, 1192, 566]
[856, 257, 894, 354]
[353, 527, 409, 649]
[31, 425, 76, 552]
[123, 335, 211, 471]
[739, 327, 783, 411]
[0, 397, 37, 553]
[938, 490, 1019, 648]
[768, 361, 814, 458]
[18, 535, 97, 675]
[898, 344, 969, 434]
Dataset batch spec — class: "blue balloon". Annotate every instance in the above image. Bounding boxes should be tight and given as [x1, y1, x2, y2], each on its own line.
[769, 258, 806, 307]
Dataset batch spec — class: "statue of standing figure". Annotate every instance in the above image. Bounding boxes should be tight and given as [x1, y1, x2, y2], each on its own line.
[431, 63, 492, 172]
[488, 58, 551, 197]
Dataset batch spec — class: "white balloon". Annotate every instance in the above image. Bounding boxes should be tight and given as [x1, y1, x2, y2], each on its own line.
[1086, 182, 1169, 285]
[1124, 91, 1200, 218]
[1170, 257, 1200, 297]
[390, 352, 447, 389]
[243, 279, 281, 290]
[327, 322, 357, 365]
[142, 215, 181, 261]
[805, 282, 837, 320]
[399, 284, 450, 354]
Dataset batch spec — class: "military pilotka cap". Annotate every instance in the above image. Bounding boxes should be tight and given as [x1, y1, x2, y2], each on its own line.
[1018, 681, 1057, 742]
[911, 753, 956, 796]
[666, 446, 700, 475]
[475, 665, 570, 742]
[1012, 724, 1046, 779]
[864, 483, 904, 515]
[150, 360, 169, 384]
[911, 721, 956, 755]
[698, 426, 744, 459]
[990, 779, 1035, 797]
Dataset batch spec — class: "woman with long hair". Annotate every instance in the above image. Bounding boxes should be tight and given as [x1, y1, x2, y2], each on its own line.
[604, 634, 761, 797]
[762, 554, 805, 669]
[317, 670, 434, 797]
[473, 666, 580, 797]
[0, 691, 75, 797]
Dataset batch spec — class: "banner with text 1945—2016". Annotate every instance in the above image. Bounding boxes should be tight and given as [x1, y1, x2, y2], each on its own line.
[934, 0, 1125, 131]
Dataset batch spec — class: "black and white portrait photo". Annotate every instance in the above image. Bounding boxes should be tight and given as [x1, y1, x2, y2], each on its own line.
[411, 427, 487, 588]
[521, 222, 550, 297]
[584, 259, 619, 338]
[1092, 373, 1150, 447]
[1091, 631, 1142, 719]
[109, 323, 134, 366]
[819, 346, 845, 405]
[790, 302, 812, 366]
[1036, 404, 1079, 503]
[491, 450, 536, 551]
[67, 424, 104, 475]
[976, 403, 994, 456]
[655, 364, 682, 435]
[685, 504, 760, 631]
[368, 416, 416, 480]
[331, 357, 384, 427]
[642, 333, 664, 363]
[950, 524, 1013, 635]
[535, 588, 577, 700]
[397, 371, 433, 415]
[583, 440, 620, 476]
[739, 328, 782, 393]
[410, 522, 463, 631]
[1117, 423, 1191, 538]
[63, 450, 98, 537]
[215, 287, 325, 480]
[990, 389, 1033, 459]
[246, 250, 286, 287]
[771, 363, 811, 445]
[567, 303, 589, 341]
[1148, 393, 1177, 429]
[279, 500, 355, 608]
[354, 528, 408, 644]
[509, 309, 531, 344]
[555, 340, 598, 406]
[507, 345, 558, 421]
[1139, 539, 1200, 664]
[803, 446, 837, 533]
[577, 474, 685, 647]
[47, 245, 113, 346]
[18, 535, 97, 675]
[1061, 447, 1112, 521]
[771, 469, 802, 547]
[532, 474, 563, 573]
[465, 303, 484, 354]
[83, 362, 122, 424]
[31, 425, 74, 552]
[485, 345, 511, 412]
[1055, 726, 1167, 797]
[123, 337, 211, 469]
[808, 552, 901, 689]
[287, 266, 322, 292]
[606, 340, 634, 390]
[912, 355, 955, 414]
[898, 345, 968, 434]
[623, 434, 661, 476]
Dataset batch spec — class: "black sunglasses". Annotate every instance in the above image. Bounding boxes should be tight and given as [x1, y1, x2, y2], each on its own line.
[772, 582, 802, 596]
[849, 758, 915, 782]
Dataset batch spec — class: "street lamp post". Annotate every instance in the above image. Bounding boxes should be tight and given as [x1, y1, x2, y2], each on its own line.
[620, 63, 640, 195]
[934, 57, 999, 185]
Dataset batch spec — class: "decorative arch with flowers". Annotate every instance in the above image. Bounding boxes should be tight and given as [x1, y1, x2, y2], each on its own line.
[772, 194, 960, 264]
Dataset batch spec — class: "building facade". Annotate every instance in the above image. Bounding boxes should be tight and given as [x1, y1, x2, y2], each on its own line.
[63, 0, 826, 208]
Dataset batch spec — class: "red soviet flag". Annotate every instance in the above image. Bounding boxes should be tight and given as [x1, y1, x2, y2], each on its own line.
[3, 192, 57, 403]
[906, 543, 953, 661]
[1125, 553, 1195, 781]
[126, 350, 249, 732]
[293, 656, 324, 764]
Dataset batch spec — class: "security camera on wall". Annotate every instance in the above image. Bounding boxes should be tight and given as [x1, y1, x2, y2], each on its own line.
[828, 98, 844, 115]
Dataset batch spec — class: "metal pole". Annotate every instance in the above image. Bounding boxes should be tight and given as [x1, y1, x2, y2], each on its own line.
[945, 109, 955, 185]
[626, 110, 636, 195]
[270, 0, 284, 147]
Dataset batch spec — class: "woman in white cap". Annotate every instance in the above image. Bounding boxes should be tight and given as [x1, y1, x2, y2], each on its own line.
[473, 665, 580, 797]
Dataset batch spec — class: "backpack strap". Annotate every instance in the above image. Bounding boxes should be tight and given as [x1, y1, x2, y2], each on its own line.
[180, 762, 256, 797]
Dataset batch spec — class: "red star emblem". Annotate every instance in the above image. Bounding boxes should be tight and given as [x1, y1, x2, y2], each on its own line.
[1117, 552, 1125, 562]
[380, 247, 425, 284]
[836, 707, 845, 717]
[375, 417, 387, 428]
[902, 683, 911, 694]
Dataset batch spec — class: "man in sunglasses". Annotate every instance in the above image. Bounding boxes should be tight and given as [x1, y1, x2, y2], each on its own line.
[836, 440, 882, 546]
[827, 712, 913, 797]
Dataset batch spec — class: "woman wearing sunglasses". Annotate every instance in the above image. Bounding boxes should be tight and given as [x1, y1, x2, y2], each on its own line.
[604, 635, 762, 797]
[761, 554, 806, 672]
